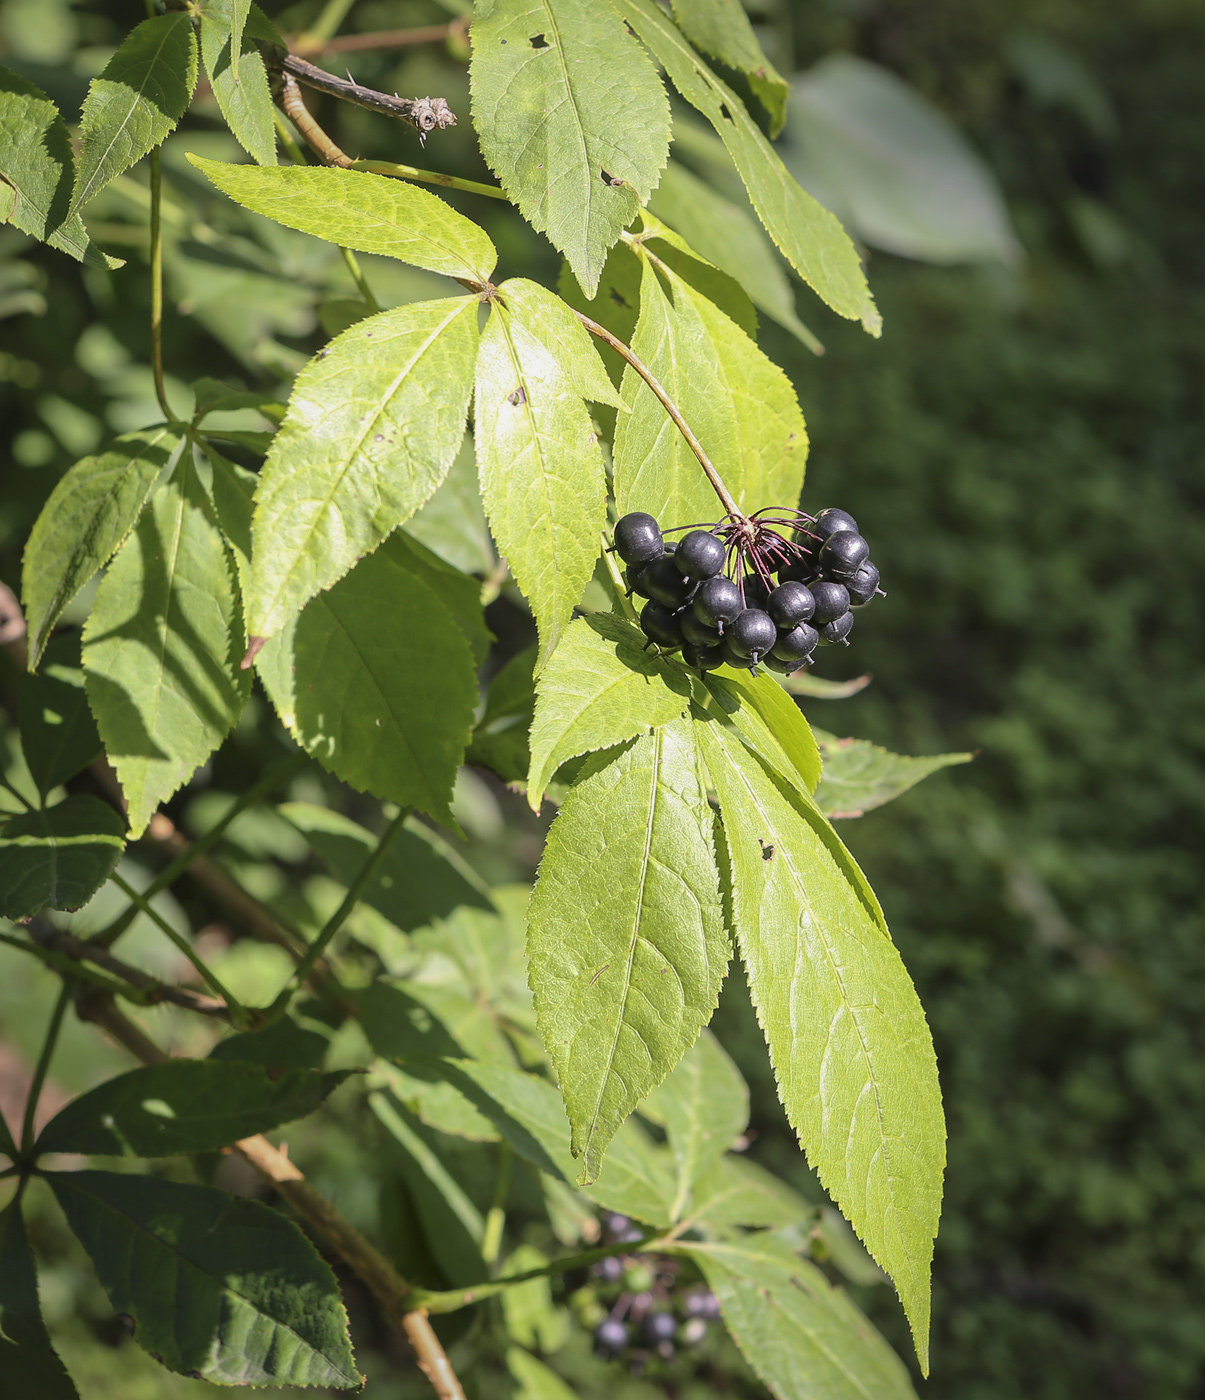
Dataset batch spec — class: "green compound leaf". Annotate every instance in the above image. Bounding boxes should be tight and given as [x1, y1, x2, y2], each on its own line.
[71, 13, 198, 215]
[47, 1171, 360, 1389]
[0, 1202, 80, 1400]
[470, 0, 671, 295]
[388, 530, 492, 667]
[36, 1061, 351, 1157]
[248, 295, 477, 641]
[689, 1152, 813, 1229]
[256, 537, 477, 825]
[697, 722, 943, 1370]
[616, 0, 880, 335]
[526, 612, 692, 808]
[21, 426, 185, 669]
[19, 634, 102, 799]
[811, 728, 973, 819]
[670, 0, 789, 136]
[199, 0, 276, 167]
[0, 796, 126, 921]
[528, 718, 728, 1184]
[705, 668, 821, 795]
[82, 457, 251, 838]
[475, 278, 616, 668]
[613, 248, 808, 533]
[0, 67, 119, 270]
[187, 158, 496, 283]
[682, 1234, 918, 1400]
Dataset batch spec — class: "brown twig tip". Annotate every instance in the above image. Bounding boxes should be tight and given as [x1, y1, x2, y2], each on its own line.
[275, 53, 455, 138]
[241, 636, 266, 670]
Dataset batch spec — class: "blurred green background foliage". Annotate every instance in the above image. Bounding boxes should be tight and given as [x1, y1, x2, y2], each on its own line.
[2, 1, 1203, 1397]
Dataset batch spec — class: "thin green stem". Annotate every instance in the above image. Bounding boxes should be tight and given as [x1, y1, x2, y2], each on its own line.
[0, 775, 33, 811]
[480, 1142, 512, 1271]
[20, 983, 71, 1156]
[278, 807, 409, 1003]
[0, 928, 148, 1003]
[600, 534, 639, 622]
[110, 873, 246, 1020]
[340, 246, 381, 314]
[273, 108, 309, 166]
[352, 159, 509, 202]
[148, 147, 176, 424]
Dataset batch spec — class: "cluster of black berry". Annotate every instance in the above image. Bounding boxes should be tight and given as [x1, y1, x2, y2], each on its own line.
[613, 506, 883, 675]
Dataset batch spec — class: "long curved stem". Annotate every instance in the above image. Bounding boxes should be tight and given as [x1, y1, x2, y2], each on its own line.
[19, 983, 71, 1155]
[148, 147, 175, 424]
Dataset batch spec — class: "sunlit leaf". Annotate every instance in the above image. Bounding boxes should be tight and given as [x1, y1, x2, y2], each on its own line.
[812, 727, 973, 819]
[199, 0, 276, 167]
[670, 0, 789, 135]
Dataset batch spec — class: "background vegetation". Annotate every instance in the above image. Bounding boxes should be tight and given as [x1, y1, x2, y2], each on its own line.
[2, 1, 1202, 1397]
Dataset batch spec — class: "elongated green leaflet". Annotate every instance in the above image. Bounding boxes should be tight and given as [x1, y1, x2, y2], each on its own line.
[19, 635, 102, 798]
[0, 796, 126, 921]
[199, 0, 276, 166]
[0, 1203, 79, 1399]
[669, 0, 789, 135]
[811, 727, 973, 818]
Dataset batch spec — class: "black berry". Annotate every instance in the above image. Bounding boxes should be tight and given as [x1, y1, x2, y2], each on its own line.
[764, 652, 808, 674]
[740, 573, 771, 610]
[639, 600, 683, 650]
[684, 1290, 721, 1320]
[772, 621, 819, 661]
[720, 639, 752, 671]
[680, 611, 722, 647]
[594, 1318, 630, 1357]
[614, 513, 664, 565]
[809, 580, 850, 625]
[591, 1255, 624, 1282]
[674, 530, 726, 580]
[625, 565, 654, 599]
[642, 556, 696, 609]
[693, 577, 742, 630]
[729, 608, 777, 661]
[641, 1313, 679, 1348]
[767, 581, 815, 629]
[818, 611, 854, 645]
[778, 557, 818, 586]
[812, 506, 859, 542]
[817, 530, 870, 579]
[846, 561, 880, 606]
[682, 641, 725, 672]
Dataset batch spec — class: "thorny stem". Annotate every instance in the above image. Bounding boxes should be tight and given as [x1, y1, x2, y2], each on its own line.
[148, 147, 175, 424]
[340, 246, 381, 313]
[275, 53, 456, 137]
[19, 983, 71, 1156]
[352, 159, 509, 201]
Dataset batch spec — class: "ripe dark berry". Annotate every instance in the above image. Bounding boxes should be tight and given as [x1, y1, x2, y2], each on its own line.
[764, 652, 808, 674]
[591, 1255, 625, 1283]
[778, 557, 818, 586]
[809, 581, 850, 625]
[674, 530, 726, 581]
[812, 506, 859, 541]
[728, 608, 777, 661]
[846, 561, 880, 606]
[594, 1318, 630, 1357]
[720, 639, 753, 671]
[741, 573, 771, 610]
[684, 1289, 721, 1320]
[772, 621, 819, 661]
[767, 581, 815, 629]
[817, 530, 870, 579]
[693, 577, 742, 630]
[680, 611, 722, 647]
[682, 641, 724, 672]
[639, 600, 683, 650]
[625, 565, 654, 600]
[642, 557, 696, 608]
[614, 513, 664, 565]
[641, 1313, 679, 1348]
[818, 611, 854, 645]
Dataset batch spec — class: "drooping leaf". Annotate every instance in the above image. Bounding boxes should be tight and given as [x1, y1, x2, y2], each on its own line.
[670, 0, 789, 135]
[0, 1202, 80, 1400]
[47, 1171, 360, 1388]
[616, 0, 880, 334]
[781, 669, 872, 700]
[36, 1061, 351, 1157]
[188, 158, 496, 283]
[507, 1346, 578, 1400]
[528, 719, 728, 1183]
[689, 1152, 813, 1230]
[82, 457, 251, 837]
[0, 67, 119, 269]
[466, 645, 537, 784]
[469, 0, 671, 294]
[811, 727, 973, 819]
[706, 669, 821, 794]
[649, 160, 821, 350]
[475, 278, 617, 667]
[0, 796, 126, 920]
[247, 295, 478, 640]
[697, 722, 944, 1369]
[18, 634, 101, 798]
[612, 248, 808, 532]
[199, 0, 276, 167]
[526, 613, 692, 808]
[208, 1015, 330, 1072]
[682, 1234, 918, 1400]
[71, 13, 198, 214]
[256, 538, 477, 824]
[21, 426, 185, 668]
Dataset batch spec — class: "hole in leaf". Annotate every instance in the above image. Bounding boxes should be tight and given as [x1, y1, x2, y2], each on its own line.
[507, 387, 527, 406]
[600, 169, 625, 187]
[719, 103, 733, 123]
[529, 32, 548, 48]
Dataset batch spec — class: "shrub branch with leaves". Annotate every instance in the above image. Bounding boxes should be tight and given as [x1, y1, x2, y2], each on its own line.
[0, 2, 972, 1396]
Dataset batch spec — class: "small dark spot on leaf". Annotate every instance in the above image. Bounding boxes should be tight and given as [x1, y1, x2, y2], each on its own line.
[374, 433, 384, 442]
[507, 387, 527, 406]
[152, 1353, 164, 1365]
[609, 288, 630, 308]
[759, 839, 775, 861]
[118, 1314, 136, 1337]
[589, 962, 611, 986]
[720, 103, 733, 123]
[185, 1371, 204, 1381]
[529, 32, 548, 48]
[755, 66, 766, 78]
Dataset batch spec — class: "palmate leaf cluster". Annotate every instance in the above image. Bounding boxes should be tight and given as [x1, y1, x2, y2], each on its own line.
[0, 1, 973, 1396]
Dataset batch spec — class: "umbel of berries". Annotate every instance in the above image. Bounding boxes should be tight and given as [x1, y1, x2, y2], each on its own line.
[613, 502, 883, 676]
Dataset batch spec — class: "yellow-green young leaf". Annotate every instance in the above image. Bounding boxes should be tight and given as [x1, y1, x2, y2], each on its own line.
[255, 537, 477, 825]
[47, 1172, 360, 1389]
[683, 1234, 918, 1400]
[689, 1152, 813, 1229]
[187, 158, 496, 283]
[199, 0, 276, 166]
[528, 719, 728, 1183]
[248, 296, 478, 641]
[526, 612, 692, 808]
[616, 0, 880, 335]
[82, 460, 251, 838]
[0, 1203, 79, 1400]
[670, 0, 789, 135]
[811, 727, 973, 819]
[0, 68, 120, 269]
[0, 796, 126, 921]
[697, 722, 944, 1370]
[470, 0, 671, 295]
[475, 279, 614, 667]
[613, 249, 808, 529]
[707, 669, 821, 793]
[71, 13, 198, 214]
[21, 426, 185, 668]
